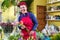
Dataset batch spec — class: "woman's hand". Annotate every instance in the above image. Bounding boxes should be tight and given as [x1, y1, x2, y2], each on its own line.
[29, 30, 35, 35]
[21, 25, 26, 29]
[11, 22, 19, 26]
[20, 32, 24, 36]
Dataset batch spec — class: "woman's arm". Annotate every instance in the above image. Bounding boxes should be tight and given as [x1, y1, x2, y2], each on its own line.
[29, 12, 38, 31]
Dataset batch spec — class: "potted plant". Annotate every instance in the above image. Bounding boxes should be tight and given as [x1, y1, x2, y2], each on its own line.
[9, 33, 21, 40]
[51, 33, 60, 40]
[1, 0, 17, 11]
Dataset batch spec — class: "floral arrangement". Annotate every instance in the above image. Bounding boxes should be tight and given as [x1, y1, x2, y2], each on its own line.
[18, 21, 35, 40]
[18, 21, 29, 32]
[28, 35, 35, 40]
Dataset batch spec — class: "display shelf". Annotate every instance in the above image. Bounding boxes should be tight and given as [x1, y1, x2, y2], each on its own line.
[46, 0, 60, 26]
[47, 1, 60, 4]
[47, 10, 60, 13]
[46, 19, 60, 21]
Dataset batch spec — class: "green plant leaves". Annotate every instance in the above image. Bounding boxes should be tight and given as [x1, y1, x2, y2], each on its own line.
[2, 0, 11, 8]
[51, 33, 60, 40]
[26, 0, 34, 12]
[8, 34, 21, 40]
[11, 0, 17, 6]
[1, 0, 17, 11]
[1, 0, 34, 11]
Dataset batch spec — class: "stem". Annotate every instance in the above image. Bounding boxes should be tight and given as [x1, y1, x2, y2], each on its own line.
[0, 3, 2, 22]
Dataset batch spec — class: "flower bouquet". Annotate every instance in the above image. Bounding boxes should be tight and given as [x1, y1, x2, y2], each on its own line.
[18, 21, 35, 40]
[18, 21, 29, 32]
[28, 35, 35, 40]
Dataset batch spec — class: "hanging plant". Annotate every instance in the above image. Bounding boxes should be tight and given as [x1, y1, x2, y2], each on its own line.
[1, 0, 17, 11]
[26, 0, 34, 12]
[51, 33, 60, 40]
[1, 0, 34, 11]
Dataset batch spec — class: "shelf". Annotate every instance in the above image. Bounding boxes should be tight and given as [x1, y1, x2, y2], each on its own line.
[47, 1, 60, 4]
[46, 19, 60, 21]
[47, 10, 60, 13]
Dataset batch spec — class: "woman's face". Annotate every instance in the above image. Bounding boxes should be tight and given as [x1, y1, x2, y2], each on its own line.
[20, 5, 27, 14]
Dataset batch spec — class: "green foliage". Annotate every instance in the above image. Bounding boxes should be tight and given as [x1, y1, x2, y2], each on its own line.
[2, 0, 10, 8]
[11, 0, 17, 6]
[1, 0, 34, 11]
[51, 33, 60, 40]
[26, 0, 34, 7]
[26, 0, 34, 12]
[1, 0, 17, 11]
[0, 29, 2, 33]
[8, 34, 21, 40]
[0, 26, 2, 33]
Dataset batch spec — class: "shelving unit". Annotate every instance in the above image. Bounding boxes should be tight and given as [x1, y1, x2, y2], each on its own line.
[46, 0, 60, 26]
[47, 1, 60, 4]
[47, 10, 60, 13]
[46, 19, 60, 21]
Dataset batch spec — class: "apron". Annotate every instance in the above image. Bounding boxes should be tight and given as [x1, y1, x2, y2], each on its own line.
[19, 14, 36, 40]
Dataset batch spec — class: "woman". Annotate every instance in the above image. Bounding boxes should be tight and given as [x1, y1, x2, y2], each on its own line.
[17, 1, 38, 40]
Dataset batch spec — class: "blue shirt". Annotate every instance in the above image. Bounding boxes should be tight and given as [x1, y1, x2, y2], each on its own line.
[18, 12, 38, 31]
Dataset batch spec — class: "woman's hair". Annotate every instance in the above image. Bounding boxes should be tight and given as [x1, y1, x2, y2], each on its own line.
[17, 1, 31, 12]
[17, 1, 27, 7]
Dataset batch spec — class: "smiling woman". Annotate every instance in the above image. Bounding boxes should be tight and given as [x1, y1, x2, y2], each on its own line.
[19, 0, 34, 12]
[16, 1, 38, 40]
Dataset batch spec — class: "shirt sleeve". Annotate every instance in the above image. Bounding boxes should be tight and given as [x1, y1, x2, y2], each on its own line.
[18, 15, 21, 22]
[18, 14, 22, 29]
[30, 12, 38, 31]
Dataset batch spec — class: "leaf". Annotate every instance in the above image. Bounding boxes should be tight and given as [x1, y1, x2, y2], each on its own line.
[26, 0, 34, 12]
[1, 0, 17, 11]
[11, 0, 17, 6]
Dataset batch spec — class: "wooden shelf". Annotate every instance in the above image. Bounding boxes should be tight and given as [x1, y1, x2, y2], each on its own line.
[47, 10, 60, 13]
[46, 19, 60, 21]
[47, 1, 60, 4]
[46, 0, 60, 22]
